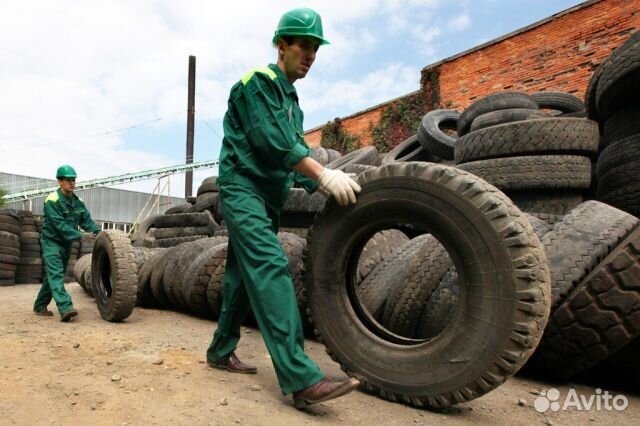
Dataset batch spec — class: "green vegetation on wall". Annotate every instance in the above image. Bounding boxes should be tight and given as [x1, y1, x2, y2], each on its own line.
[320, 117, 361, 154]
[0, 187, 6, 208]
[370, 93, 426, 154]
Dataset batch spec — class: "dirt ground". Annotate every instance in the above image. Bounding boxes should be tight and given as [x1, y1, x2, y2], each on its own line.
[1, 283, 638, 426]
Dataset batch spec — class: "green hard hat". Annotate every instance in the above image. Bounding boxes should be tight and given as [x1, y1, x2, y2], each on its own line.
[272, 7, 330, 46]
[56, 164, 77, 179]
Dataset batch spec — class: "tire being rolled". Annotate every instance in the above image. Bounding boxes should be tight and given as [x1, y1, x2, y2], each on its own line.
[304, 162, 551, 408]
[91, 230, 138, 322]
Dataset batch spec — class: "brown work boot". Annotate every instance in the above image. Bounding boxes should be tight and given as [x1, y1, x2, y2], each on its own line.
[209, 352, 257, 374]
[60, 309, 78, 322]
[33, 309, 54, 317]
[293, 377, 360, 409]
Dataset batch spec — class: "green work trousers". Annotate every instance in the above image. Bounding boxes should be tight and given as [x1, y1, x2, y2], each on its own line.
[206, 183, 324, 395]
[33, 238, 74, 315]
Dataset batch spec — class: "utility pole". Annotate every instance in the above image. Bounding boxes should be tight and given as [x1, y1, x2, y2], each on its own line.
[185, 55, 196, 198]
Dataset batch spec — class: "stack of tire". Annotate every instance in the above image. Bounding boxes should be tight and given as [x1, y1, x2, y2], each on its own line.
[15, 210, 43, 284]
[588, 30, 640, 217]
[146, 210, 218, 248]
[525, 201, 640, 381]
[130, 214, 161, 248]
[454, 91, 597, 215]
[187, 175, 219, 215]
[0, 209, 21, 286]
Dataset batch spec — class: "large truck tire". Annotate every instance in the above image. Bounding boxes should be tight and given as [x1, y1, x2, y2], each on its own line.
[304, 162, 550, 408]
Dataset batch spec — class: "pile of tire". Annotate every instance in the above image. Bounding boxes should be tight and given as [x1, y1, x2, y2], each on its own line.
[135, 210, 219, 249]
[15, 210, 43, 284]
[0, 209, 21, 286]
[78, 229, 317, 325]
[188, 175, 219, 215]
[589, 30, 640, 217]
[524, 201, 640, 380]
[453, 91, 595, 215]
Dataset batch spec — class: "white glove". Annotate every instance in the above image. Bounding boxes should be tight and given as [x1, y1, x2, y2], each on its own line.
[318, 168, 362, 206]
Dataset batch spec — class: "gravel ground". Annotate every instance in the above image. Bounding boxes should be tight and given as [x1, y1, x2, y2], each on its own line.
[1, 283, 638, 426]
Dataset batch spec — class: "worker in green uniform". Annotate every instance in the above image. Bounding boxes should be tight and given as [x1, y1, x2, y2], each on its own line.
[206, 7, 362, 409]
[33, 165, 101, 322]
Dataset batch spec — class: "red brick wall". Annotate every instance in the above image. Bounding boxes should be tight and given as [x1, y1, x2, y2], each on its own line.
[305, 104, 383, 147]
[305, 0, 640, 148]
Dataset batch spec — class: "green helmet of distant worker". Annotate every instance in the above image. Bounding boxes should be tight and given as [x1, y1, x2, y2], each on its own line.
[272, 7, 330, 46]
[56, 165, 77, 179]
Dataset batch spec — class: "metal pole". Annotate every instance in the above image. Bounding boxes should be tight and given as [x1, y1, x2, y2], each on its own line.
[185, 55, 196, 198]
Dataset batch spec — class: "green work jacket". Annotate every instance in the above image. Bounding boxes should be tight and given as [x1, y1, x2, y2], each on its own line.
[41, 189, 100, 244]
[217, 63, 318, 212]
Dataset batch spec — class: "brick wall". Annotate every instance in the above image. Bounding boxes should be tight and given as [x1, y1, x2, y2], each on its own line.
[438, 0, 640, 110]
[305, 0, 640, 148]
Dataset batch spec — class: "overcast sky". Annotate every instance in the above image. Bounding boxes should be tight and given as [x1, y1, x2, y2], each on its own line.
[1, 0, 585, 196]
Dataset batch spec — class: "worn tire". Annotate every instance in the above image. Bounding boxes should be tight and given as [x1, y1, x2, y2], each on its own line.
[416, 268, 460, 339]
[602, 104, 640, 146]
[457, 92, 539, 136]
[417, 109, 459, 160]
[325, 146, 381, 170]
[597, 182, 640, 217]
[154, 211, 214, 228]
[304, 162, 550, 408]
[182, 241, 228, 317]
[455, 118, 599, 164]
[469, 108, 549, 133]
[163, 237, 227, 312]
[542, 201, 638, 311]
[505, 190, 584, 215]
[136, 249, 168, 307]
[164, 204, 191, 215]
[91, 230, 138, 322]
[357, 229, 410, 284]
[196, 176, 218, 196]
[206, 247, 229, 319]
[152, 235, 208, 248]
[381, 235, 452, 337]
[130, 214, 160, 246]
[531, 227, 640, 378]
[381, 134, 431, 164]
[153, 224, 216, 239]
[531, 92, 584, 114]
[457, 155, 592, 190]
[310, 146, 330, 165]
[596, 40, 640, 120]
[356, 234, 430, 321]
[596, 134, 640, 179]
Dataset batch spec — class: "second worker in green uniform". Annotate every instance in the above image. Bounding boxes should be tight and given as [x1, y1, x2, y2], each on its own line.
[206, 7, 362, 409]
[33, 165, 101, 322]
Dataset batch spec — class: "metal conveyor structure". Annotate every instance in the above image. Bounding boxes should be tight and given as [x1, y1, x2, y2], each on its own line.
[3, 160, 219, 203]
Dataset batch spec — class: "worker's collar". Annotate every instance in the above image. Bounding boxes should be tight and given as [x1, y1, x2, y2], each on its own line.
[268, 63, 298, 101]
[57, 187, 76, 200]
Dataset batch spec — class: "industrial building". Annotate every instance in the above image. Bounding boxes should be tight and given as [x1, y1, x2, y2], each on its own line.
[1, 171, 186, 232]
